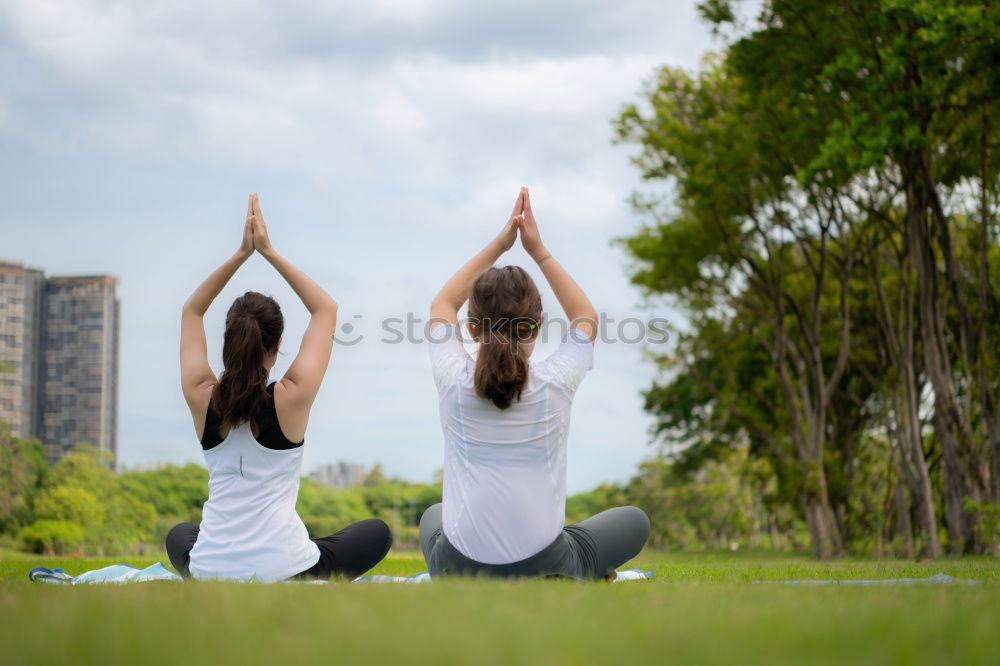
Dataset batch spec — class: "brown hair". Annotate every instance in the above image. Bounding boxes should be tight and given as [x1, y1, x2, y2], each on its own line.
[211, 291, 283, 430]
[468, 266, 543, 410]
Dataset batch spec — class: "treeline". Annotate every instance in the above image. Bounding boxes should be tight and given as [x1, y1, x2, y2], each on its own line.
[0, 428, 441, 555]
[613, 0, 1000, 557]
[568, 443, 920, 555]
[3, 424, 810, 557]
[8, 422, 986, 558]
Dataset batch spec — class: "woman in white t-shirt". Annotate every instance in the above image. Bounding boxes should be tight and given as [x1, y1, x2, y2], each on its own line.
[420, 187, 650, 580]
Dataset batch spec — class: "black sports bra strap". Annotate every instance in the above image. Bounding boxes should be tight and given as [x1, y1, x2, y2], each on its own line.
[257, 382, 304, 450]
[199, 382, 303, 451]
[200, 398, 225, 449]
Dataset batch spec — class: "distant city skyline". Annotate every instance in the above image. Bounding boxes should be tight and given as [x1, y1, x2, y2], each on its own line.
[307, 461, 369, 489]
[0, 260, 120, 464]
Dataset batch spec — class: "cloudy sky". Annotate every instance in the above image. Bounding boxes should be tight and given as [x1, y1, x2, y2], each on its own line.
[1, 0, 741, 492]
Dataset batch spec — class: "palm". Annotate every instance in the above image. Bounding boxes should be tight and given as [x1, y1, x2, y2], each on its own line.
[499, 190, 524, 251]
[249, 194, 272, 252]
[500, 217, 519, 250]
[518, 188, 544, 258]
[240, 196, 255, 257]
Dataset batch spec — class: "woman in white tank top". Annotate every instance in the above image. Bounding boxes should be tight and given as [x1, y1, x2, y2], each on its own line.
[419, 187, 650, 580]
[165, 194, 391, 582]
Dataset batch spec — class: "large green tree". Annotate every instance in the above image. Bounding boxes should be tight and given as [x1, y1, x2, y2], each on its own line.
[617, 0, 999, 556]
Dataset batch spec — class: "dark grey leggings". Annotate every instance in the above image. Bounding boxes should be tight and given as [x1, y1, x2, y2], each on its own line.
[419, 503, 650, 580]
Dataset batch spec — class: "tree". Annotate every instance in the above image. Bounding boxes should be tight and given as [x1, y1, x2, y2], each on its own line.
[18, 520, 84, 555]
[119, 463, 208, 523]
[615, 0, 999, 556]
[699, 0, 999, 554]
[0, 424, 47, 532]
[29, 444, 159, 554]
[616, 59, 873, 557]
[35, 485, 105, 528]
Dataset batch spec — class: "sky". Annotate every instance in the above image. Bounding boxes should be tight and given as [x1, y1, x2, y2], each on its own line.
[0, 0, 739, 492]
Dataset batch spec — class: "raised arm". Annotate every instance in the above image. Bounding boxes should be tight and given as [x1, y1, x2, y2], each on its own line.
[518, 187, 598, 341]
[249, 195, 337, 413]
[179, 198, 255, 408]
[429, 190, 522, 330]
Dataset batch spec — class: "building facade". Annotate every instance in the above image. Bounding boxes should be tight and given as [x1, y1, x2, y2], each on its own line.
[307, 461, 367, 489]
[0, 261, 45, 439]
[0, 261, 119, 464]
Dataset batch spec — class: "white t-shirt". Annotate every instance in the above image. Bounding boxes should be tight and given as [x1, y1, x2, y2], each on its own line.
[428, 323, 594, 564]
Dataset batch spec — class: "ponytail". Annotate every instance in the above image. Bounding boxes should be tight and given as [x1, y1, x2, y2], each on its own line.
[469, 267, 543, 410]
[212, 292, 283, 430]
[474, 323, 534, 409]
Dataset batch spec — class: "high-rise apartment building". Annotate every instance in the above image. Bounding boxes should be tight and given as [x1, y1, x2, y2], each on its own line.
[0, 261, 119, 464]
[0, 261, 45, 439]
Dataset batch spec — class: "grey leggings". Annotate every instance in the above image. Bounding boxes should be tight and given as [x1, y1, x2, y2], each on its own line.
[419, 503, 650, 580]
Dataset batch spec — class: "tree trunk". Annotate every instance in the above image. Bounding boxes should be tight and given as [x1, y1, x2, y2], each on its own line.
[802, 468, 842, 560]
[867, 218, 943, 558]
[904, 162, 981, 553]
[751, 489, 762, 548]
[991, 411, 1000, 507]
[894, 480, 915, 558]
[898, 336, 942, 557]
[769, 512, 782, 551]
[895, 362, 942, 557]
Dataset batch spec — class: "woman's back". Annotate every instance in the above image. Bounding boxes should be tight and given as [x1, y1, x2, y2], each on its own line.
[190, 384, 317, 581]
[421, 188, 648, 581]
[430, 323, 593, 564]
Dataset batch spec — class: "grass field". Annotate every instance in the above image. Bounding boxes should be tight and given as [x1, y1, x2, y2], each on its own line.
[3, 549, 999, 665]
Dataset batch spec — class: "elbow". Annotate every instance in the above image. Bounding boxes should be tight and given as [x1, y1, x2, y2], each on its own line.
[181, 299, 202, 318]
[430, 295, 458, 323]
[571, 309, 599, 340]
[574, 308, 598, 327]
[313, 295, 337, 317]
[431, 293, 461, 312]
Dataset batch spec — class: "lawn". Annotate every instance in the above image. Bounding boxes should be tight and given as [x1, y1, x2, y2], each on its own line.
[2, 549, 998, 666]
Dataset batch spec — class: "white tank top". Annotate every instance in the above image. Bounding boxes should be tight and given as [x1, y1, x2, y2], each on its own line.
[189, 416, 320, 582]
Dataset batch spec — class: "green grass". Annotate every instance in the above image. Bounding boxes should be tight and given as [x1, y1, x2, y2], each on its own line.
[3, 549, 999, 666]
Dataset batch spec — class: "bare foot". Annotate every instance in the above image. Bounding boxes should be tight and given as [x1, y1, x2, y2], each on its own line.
[603, 571, 617, 582]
